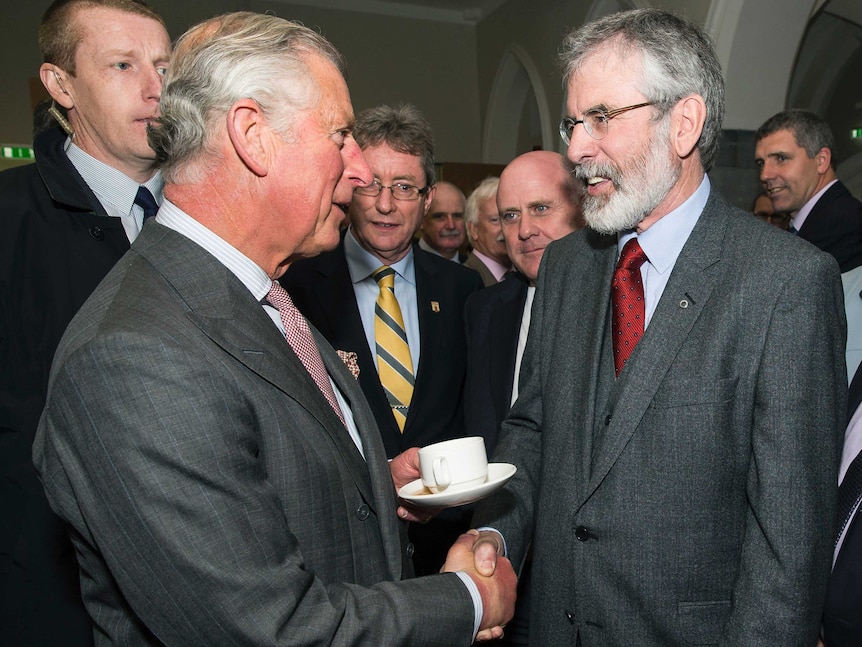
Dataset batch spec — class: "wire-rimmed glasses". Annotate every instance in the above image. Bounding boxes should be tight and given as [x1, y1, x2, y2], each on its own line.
[559, 102, 655, 145]
[354, 181, 430, 201]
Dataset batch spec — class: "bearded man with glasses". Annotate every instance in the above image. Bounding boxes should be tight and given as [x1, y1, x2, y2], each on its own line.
[472, 8, 846, 647]
[282, 103, 483, 577]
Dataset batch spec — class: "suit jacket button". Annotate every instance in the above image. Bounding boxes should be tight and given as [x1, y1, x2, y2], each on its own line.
[575, 526, 590, 541]
[406, 543, 415, 558]
[89, 226, 104, 241]
[356, 504, 370, 520]
[604, 414, 612, 425]
[565, 611, 575, 624]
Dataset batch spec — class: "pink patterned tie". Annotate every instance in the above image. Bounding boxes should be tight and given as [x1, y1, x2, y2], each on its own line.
[611, 238, 648, 376]
[266, 281, 345, 426]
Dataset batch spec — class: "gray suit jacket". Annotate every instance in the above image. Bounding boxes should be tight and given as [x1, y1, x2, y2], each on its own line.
[474, 188, 846, 646]
[34, 223, 475, 646]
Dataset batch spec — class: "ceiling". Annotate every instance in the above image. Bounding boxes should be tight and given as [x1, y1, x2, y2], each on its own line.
[280, 0, 862, 27]
[275, 0, 508, 24]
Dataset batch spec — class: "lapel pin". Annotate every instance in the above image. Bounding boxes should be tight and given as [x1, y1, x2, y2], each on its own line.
[431, 301, 440, 313]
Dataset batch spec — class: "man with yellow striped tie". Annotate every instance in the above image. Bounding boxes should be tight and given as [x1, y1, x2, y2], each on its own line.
[282, 103, 483, 575]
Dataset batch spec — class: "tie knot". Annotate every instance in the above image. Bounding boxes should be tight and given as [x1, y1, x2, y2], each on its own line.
[617, 238, 648, 271]
[373, 265, 395, 289]
[134, 186, 159, 221]
[266, 280, 294, 312]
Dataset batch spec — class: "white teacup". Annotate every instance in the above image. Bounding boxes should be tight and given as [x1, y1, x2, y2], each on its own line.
[418, 437, 488, 493]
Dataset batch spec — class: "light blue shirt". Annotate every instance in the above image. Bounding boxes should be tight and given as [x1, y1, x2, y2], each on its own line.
[344, 229, 421, 372]
[618, 175, 711, 326]
[156, 200, 363, 457]
[65, 138, 163, 242]
[343, 229, 482, 636]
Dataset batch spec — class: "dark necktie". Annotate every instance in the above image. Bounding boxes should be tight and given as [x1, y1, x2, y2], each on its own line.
[837, 450, 862, 545]
[134, 186, 159, 221]
[837, 366, 862, 543]
[266, 281, 346, 426]
[611, 238, 648, 376]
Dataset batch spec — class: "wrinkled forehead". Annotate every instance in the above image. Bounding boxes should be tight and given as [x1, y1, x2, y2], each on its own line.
[566, 41, 645, 110]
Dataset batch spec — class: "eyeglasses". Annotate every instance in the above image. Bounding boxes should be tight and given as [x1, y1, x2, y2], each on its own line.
[558, 102, 655, 145]
[354, 180, 430, 202]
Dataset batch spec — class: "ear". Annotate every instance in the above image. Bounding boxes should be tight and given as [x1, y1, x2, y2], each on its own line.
[467, 219, 479, 241]
[226, 99, 270, 178]
[670, 94, 706, 160]
[814, 146, 832, 174]
[422, 184, 437, 216]
[40, 64, 74, 110]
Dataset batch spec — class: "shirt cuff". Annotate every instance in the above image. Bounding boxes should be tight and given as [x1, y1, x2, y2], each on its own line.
[476, 526, 508, 557]
[455, 571, 483, 639]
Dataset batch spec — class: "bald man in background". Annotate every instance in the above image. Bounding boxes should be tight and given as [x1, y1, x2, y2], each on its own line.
[463, 150, 582, 646]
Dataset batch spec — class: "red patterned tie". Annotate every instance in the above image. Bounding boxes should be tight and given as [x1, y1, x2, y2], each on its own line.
[612, 238, 648, 376]
[266, 281, 346, 426]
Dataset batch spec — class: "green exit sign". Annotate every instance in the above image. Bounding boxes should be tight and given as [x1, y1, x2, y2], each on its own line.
[1, 145, 34, 159]
[853, 128, 862, 139]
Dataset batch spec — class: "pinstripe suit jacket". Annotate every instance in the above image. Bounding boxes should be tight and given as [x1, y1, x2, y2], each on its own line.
[33, 223, 474, 646]
[474, 188, 846, 646]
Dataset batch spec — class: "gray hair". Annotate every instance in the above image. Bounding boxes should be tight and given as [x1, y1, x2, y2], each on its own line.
[755, 109, 836, 167]
[559, 8, 726, 171]
[353, 103, 436, 187]
[464, 176, 499, 244]
[148, 11, 345, 184]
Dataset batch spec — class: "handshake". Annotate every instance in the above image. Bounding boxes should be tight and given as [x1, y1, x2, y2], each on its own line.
[391, 446, 517, 641]
[443, 529, 517, 642]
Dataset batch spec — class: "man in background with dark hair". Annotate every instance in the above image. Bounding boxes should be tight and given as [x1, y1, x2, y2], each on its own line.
[0, 1, 170, 642]
[282, 104, 483, 575]
[755, 108, 862, 273]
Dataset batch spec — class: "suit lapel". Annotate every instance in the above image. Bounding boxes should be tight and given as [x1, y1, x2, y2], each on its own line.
[586, 192, 727, 499]
[136, 225, 377, 506]
[408, 249, 440, 437]
[311, 249, 401, 444]
[316, 331, 403, 579]
[571, 237, 617, 495]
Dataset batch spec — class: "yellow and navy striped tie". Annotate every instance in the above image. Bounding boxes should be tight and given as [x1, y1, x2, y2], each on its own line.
[373, 266, 414, 431]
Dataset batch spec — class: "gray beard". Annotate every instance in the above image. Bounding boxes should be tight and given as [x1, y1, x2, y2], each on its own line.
[576, 131, 680, 235]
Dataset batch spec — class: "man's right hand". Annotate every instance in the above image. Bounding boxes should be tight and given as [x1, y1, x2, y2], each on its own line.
[442, 530, 516, 634]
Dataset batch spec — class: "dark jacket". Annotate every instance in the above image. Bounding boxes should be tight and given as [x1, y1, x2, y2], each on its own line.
[0, 126, 130, 645]
[463, 272, 528, 456]
[797, 180, 862, 273]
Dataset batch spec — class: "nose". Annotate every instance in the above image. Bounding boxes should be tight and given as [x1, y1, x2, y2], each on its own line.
[375, 185, 396, 214]
[758, 160, 773, 185]
[518, 213, 536, 240]
[344, 139, 372, 188]
[565, 120, 595, 166]
[445, 214, 456, 229]
[146, 66, 165, 102]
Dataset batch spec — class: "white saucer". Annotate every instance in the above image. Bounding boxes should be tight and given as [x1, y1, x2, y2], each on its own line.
[397, 463, 517, 508]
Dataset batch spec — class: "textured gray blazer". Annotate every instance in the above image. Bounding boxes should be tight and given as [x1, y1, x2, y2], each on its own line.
[34, 223, 475, 646]
[474, 188, 846, 646]
[463, 251, 499, 287]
